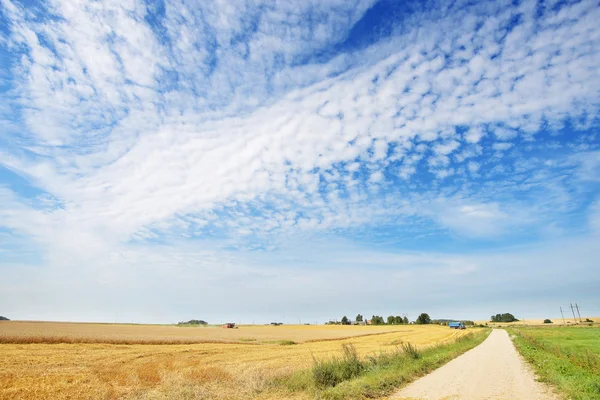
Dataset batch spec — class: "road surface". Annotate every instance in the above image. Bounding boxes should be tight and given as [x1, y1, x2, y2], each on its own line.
[392, 329, 558, 400]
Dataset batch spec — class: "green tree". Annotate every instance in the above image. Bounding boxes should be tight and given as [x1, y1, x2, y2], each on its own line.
[490, 313, 518, 323]
[356, 314, 363, 322]
[403, 316, 409, 324]
[416, 313, 431, 324]
[370, 315, 385, 325]
[341, 316, 349, 325]
[395, 316, 403, 324]
[387, 315, 395, 325]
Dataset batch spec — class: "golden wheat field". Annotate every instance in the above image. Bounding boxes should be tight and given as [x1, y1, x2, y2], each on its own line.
[0, 321, 468, 400]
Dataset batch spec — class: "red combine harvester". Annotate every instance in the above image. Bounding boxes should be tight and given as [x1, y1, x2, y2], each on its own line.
[222, 322, 236, 328]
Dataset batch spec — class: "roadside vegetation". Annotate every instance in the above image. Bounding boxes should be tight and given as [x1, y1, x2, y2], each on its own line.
[508, 325, 600, 400]
[275, 328, 490, 399]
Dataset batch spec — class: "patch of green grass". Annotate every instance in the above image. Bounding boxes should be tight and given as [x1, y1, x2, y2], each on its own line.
[274, 329, 490, 399]
[266, 339, 297, 345]
[238, 337, 257, 342]
[508, 326, 600, 400]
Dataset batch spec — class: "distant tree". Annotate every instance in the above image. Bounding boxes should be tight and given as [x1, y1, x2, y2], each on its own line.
[395, 316, 403, 324]
[370, 315, 385, 325]
[178, 319, 207, 325]
[543, 319, 553, 324]
[0, 316, 9, 321]
[403, 316, 409, 324]
[387, 315, 395, 325]
[356, 314, 363, 322]
[490, 313, 518, 323]
[416, 313, 431, 324]
[341, 316, 349, 325]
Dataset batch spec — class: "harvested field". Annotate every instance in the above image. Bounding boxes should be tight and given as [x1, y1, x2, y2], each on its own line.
[2, 321, 417, 344]
[0, 322, 469, 400]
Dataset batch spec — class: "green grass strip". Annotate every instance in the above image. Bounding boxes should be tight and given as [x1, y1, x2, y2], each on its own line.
[508, 327, 600, 400]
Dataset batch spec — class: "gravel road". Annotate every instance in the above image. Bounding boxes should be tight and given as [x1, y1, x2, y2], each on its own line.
[392, 329, 559, 400]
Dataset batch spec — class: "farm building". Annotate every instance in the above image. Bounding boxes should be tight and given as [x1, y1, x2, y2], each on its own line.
[449, 321, 465, 329]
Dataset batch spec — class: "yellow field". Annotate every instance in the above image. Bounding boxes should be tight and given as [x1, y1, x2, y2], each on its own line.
[0, 322, 468, 400]
[0, 321, 417, 344]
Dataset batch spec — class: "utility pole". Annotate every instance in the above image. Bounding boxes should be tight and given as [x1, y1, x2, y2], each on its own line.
[570, 303, 577, 323]
[560, 307, 566, 325]
[575, 303, 582, 322]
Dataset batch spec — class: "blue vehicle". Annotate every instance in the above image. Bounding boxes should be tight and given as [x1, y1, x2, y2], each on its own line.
[449, 321, 466, 329]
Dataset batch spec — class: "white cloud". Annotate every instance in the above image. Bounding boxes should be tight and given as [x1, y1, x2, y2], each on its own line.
[467, 161, 480, 174]
[464, 126, 485, 143]
[493, 142, 513, 151]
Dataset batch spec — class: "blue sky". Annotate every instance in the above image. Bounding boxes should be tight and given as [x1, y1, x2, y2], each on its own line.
[1, 0, 599, 324]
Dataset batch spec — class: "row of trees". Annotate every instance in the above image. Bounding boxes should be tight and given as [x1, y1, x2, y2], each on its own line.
[332, 313, 432, 325]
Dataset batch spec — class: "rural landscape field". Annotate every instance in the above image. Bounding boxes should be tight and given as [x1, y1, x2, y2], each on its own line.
[2, 0, 599, 399]
[0, 321, 480, 400]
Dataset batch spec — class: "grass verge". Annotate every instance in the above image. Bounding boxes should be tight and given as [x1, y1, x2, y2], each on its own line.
[508, 326, 600, 400]
[274, 328, 490, 399]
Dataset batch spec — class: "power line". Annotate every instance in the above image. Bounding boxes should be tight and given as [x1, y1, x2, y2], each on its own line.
[575, 303, 582, 322]
[570, 303, 578, 323]
[560, 307, 566, 325]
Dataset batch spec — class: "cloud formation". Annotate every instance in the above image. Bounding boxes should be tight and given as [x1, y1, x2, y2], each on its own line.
[1, 0, 599, 322]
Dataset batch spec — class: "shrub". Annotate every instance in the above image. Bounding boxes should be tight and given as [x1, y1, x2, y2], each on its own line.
[402, 342, 421, 359]
[312, 344, 364, 387]
[544, 319, 553, 324]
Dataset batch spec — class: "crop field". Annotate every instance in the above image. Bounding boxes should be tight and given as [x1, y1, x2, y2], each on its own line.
[0, 321, 474, 400]
[508, 325, 600, 400]
[0, 321, 418, 344]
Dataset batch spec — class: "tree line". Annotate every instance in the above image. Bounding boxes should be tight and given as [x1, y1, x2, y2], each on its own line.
[327, 313, 434, 325]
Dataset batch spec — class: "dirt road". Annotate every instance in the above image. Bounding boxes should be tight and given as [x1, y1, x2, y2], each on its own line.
[392, 329, 558, 400]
